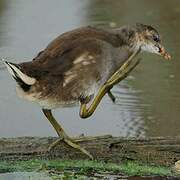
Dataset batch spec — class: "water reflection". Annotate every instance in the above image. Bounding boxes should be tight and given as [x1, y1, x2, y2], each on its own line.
[0, 0, 180, 138]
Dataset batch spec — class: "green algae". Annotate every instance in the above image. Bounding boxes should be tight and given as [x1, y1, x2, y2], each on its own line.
[0, 159, 174, 177]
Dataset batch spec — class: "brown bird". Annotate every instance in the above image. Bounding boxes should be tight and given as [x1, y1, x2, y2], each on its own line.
[3, 23, 171, 159]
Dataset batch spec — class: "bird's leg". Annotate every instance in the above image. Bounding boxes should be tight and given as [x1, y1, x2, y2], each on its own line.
[105, 56, 141, 104]
[42, 109, 69, 138]
[108, 90, 116, 103]
[107, 57, 141, 89]
[106, 51, 141, 87]
[79, 84, 109, 118]
[42, 109, 93, 159]
[79, 52, 141, 119]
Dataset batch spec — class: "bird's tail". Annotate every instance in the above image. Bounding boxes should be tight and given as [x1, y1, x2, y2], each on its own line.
[2, 59, 36, 91]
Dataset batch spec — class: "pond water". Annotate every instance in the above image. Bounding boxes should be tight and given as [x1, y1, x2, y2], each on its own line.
[0, 172, 51, 180]
[0, 0, 179, 138]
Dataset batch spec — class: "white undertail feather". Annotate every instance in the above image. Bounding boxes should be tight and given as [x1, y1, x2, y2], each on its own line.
[2, 59, 36, 85]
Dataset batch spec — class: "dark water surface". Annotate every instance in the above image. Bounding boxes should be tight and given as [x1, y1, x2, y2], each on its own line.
[0, 0, 179, 138]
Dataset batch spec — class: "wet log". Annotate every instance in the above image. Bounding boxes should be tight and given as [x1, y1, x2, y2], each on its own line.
[0, 135, 179, 166]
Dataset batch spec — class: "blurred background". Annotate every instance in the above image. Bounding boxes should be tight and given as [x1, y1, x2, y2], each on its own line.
[0, 0, 179, 138]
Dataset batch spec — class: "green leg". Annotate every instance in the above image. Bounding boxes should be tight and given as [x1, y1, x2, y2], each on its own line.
[106, 51, 141, 86]
[79, 84, 110, 118]
[42, 109, 93, 159]
[42, 109, 69, 138]
[79, 55, 141, 119]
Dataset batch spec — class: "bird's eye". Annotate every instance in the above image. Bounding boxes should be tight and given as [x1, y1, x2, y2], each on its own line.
[153, 35, 160, 42]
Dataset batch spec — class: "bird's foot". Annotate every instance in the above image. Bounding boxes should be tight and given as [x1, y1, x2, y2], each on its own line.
[48, 135, 93, 160]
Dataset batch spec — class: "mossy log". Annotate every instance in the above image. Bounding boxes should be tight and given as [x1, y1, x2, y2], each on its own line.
[0, 135, 179, 166]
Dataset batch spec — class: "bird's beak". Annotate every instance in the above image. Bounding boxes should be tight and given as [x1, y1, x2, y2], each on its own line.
[158, 46, 171, 60]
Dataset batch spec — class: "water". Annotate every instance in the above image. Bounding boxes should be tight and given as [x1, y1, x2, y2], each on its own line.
[0, 0, 179, 138]
[0, 172, 51, 180]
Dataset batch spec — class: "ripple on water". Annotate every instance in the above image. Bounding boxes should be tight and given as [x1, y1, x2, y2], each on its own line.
[109, 83, 147, 138]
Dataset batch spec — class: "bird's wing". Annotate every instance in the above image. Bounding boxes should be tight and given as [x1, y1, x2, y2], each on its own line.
[31, 26, 122, 63]
[19, 26, 133, 86]
[31, 38, 111, 100]
[22, 38, 101, 72]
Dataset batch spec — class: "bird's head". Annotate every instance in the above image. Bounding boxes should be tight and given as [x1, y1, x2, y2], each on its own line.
[135, 23, 171, 60]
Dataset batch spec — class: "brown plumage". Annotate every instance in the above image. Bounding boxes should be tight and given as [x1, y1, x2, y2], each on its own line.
[3, 24, 171, 159]
[15, 26, 137, 108]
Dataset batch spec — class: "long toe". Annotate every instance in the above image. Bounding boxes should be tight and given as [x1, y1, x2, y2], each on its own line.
[63, 138, 94, 160]
[48, 138, 63, 152]
[73, 134, 112, 142]
[47, 136, 93, 159]
[47, 134, 73, 151]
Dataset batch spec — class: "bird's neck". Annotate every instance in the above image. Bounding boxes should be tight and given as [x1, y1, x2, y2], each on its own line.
[113, 26, 141, 52]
